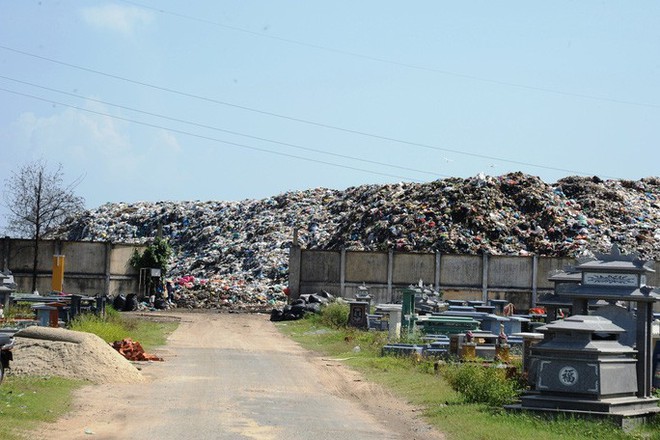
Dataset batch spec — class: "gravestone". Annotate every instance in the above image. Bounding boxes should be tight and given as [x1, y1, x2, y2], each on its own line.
[509, 246, 660, 426]
[348, 301, 368, 329]
[527, 315, 637, 401]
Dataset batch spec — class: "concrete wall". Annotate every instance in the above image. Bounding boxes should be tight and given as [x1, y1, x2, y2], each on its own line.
[301, 250, 340, 282]
[1, 237, 143, 297]
[345, 251, 388, 283]
[392, 252, 435, 285]
[440, 255, 483, 288]
[292, 248, 660, 310]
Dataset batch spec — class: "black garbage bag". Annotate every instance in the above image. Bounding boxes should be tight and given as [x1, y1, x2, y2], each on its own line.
[270, 308, 285, 322]
[270, 305, 305, 322]
[308, 293, 329, 304]
[304, 302, 322, 314]
[124, 293, 138, 311]
[154, 298, 167, 309]
[289, 303, 307, 316]
[317, 291, 335, 301]
[113, 294, 126, 311]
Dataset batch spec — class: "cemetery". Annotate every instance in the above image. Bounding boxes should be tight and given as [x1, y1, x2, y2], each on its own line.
[343, 246, 660, 429]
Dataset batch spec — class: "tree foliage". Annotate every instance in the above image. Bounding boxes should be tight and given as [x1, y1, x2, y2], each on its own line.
[129, 237, 173, 277]
[3, 160, 84, 239]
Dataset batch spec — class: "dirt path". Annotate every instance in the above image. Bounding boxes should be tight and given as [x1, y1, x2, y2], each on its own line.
[27, 312, 445, 440]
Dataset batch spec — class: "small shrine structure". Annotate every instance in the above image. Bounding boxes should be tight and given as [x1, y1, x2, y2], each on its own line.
[511, 246, 660, 426]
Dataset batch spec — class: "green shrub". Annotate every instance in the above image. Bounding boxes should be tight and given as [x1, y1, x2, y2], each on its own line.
[68, 312, 128, 343]
[439, 362, 521, 407]
[320, 302, 349, 328]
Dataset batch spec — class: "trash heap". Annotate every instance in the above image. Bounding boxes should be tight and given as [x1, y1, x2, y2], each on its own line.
[49, 173, 660, 310]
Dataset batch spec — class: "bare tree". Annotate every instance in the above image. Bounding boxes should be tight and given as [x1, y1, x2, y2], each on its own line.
[2, 160, 85, 293]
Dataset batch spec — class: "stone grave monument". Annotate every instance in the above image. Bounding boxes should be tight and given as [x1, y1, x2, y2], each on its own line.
[510, 246, 660, 427]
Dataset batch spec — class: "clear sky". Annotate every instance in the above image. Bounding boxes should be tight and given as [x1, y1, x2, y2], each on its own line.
[1, 1, 659, 233]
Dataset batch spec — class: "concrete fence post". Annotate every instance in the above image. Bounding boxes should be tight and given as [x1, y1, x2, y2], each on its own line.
[2, 236, 9, 272]
[104, 242, 112, 297]
[434, 251, 441, 292]
[387, 249, 394, 302]
[340, 248, 346, 298]
[531, 255, 538, 307]
[288, 245, 302, 301]
[482, 253, 489, 302]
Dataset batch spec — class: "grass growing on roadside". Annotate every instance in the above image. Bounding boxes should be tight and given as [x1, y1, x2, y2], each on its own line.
[68, 309, 127, 343]
[0, 376, 85, 440]
[319, 302, 349, 328]
[68, 307, 178, 350]
[276, 308, 659, 440]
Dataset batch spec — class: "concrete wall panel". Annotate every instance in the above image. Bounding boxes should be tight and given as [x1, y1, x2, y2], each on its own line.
[488, 255, 533, 289]
[300, 250, 340, 283]
[7, 239, 55, 272]
[61, 241, 106, 274]
[392, 252, 435, 285]
[440, 255, 482, 287]
[345, 251, 388, 283]
[110, 244, 139, 275]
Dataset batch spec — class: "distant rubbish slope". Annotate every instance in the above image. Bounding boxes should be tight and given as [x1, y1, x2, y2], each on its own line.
[51, 172, 660, 294]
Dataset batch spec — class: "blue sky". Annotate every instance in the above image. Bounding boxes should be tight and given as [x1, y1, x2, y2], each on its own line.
[1, 1, 659, 233]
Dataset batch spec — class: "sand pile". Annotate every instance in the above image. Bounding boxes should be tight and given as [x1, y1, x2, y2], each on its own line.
[10, 327, 145, 384]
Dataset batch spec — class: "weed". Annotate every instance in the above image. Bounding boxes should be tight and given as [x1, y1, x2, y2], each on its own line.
[69, 312, 128, 343]
[439, 362, 521, 407]
[68, 307, 177, 349]
[320, 301, 349, 328]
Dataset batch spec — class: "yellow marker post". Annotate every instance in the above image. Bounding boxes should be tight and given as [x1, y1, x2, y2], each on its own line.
[52, 255, 65, 293]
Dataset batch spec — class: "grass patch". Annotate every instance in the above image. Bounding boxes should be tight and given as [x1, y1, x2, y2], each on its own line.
[69, 307, 178, 350]
[439, 361, 521, 406]
[0, 376, 85, 440]
[276, 312, 659, 440]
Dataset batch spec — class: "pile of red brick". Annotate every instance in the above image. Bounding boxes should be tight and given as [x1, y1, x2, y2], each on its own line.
[111, 338, 163, 362]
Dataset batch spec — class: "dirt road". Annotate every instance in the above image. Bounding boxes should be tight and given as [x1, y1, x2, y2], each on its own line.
[29, 312, 444, 440]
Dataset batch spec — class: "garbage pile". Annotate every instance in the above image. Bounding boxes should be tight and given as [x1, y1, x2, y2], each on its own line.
[49, 173, 660, 309]
[270, 291, 335, 322]
[324, 173, 660, 257]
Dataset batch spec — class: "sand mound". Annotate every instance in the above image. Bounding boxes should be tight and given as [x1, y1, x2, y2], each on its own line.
[10, 327, 145, 384]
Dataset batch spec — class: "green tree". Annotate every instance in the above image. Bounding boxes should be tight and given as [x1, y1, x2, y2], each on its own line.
[129, 237, 172, 277]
